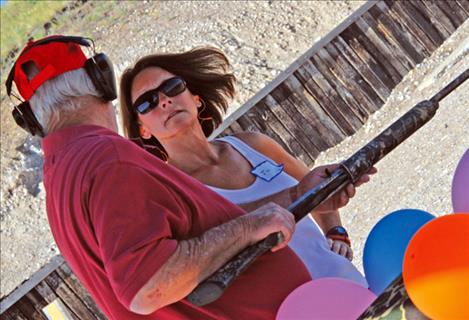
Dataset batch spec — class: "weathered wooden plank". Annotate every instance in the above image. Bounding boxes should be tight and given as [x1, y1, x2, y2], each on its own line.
[455, 0, 469, 16]
[324, 42, 382, 113]
[303, 56, 363, 136]
[446, 0, 469, 23]
[313, 48, 372, 121]
[218, 127, 233, 137]
[397, 0, 445, 47]
[332, 35, 391, 102]
[45, 271, 97, 320]
[371, 2, 426, 64]
[343, 22, 402, 87]
[383, 0, 437, 54]
[225, 119, 243, 135]
[409, 0, 452, 39]
[267, 82, 327, 155]
[15, 296, 46, 320]
[2, 306, 29, 320]
[236, 113, 260, 133]
[264, 94, 319, 161]
[255, 99, 314, 165]
[276, 100, 322, 159]
[419, 0, 457, 35]
[35, 281, 76, 320]
[339, 27, 397, 93]
[34, 282, 57, 305]
[361, 11, 415, 70]
[56, 264, 106, 320]
[276, 77, 345, 150]
[295, 59, 351, 134]
[23, 290, 50, 320]
[434, 0, 466, 29]
[217, 125, 232, 137]
[283, 74, 344, 148]
[0, 256, 65, 315]
[355, 17, 409, 78]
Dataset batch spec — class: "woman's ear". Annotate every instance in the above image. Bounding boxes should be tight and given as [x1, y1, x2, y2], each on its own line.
[194, 95, 202, 108]
[139, 125, 152, 139]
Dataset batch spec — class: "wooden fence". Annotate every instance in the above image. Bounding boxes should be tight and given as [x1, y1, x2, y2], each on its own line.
[215, 0, 469, 166]
[1, 0, 468, 318]
[0, 256, 106, 319]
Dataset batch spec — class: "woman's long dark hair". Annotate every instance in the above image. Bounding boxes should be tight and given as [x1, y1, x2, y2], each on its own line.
[120, 47, 236, 160]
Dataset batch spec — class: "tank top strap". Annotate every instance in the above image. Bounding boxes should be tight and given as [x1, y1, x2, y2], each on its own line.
[216, 136, 272, 167]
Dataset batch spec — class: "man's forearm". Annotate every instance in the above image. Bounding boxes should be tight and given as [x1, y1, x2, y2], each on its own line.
[130, 214, 255, 314]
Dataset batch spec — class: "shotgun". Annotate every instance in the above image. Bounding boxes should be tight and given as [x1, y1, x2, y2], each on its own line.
[187, 69, 469, 306]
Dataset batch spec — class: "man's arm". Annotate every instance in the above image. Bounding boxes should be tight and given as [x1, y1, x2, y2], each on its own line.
[130, 202, 295, 315]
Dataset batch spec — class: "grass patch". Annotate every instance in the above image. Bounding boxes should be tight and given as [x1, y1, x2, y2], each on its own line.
[0, 0, 71, 61]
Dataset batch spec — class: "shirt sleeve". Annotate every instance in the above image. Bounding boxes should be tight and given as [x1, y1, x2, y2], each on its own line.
[88, 162, 183, 309]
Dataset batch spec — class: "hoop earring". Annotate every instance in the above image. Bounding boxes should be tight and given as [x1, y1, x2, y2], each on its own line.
[197, 97, 214, 132]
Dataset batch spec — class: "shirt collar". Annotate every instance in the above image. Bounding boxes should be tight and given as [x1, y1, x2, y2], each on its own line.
[42, 124, 120, 157]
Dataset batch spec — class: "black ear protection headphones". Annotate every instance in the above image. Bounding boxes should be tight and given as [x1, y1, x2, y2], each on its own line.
[5, 35, 117, 137]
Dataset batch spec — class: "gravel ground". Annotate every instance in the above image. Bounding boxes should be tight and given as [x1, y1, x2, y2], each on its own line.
[1, 0, 467, 298]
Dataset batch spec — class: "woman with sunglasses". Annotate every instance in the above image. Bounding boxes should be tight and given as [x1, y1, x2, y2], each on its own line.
[120, 47, 373, 287]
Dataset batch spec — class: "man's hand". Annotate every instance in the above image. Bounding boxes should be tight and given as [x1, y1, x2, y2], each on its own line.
[294, 164, 377, 213]
[246, 202, 296, 252]
[130, 202, 296, 314]
[327, 238, 353, 261]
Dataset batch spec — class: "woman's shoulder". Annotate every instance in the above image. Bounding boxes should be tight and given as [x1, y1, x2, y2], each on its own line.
[231, 132, 285, 160]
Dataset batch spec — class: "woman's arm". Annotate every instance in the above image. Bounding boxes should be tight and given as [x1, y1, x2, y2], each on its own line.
[233, 131, 345, 233]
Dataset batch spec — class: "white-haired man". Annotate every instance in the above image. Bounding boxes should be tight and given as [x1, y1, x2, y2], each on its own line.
[6, 35, 311, 318]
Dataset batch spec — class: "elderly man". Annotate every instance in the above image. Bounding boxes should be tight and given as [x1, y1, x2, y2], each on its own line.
[6, 35, 311, 318]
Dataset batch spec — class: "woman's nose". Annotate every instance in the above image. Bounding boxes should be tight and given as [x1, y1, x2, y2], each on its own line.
[159, 92, 172, 108]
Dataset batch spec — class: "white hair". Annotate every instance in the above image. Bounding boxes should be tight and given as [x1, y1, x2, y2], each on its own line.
[29, 68, 103, 134]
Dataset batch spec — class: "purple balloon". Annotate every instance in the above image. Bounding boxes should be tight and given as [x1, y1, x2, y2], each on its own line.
[452, 149, 469, 213]
[276, 278, 376, 320]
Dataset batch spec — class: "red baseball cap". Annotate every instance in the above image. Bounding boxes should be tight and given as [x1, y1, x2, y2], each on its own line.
[7, 35, 88, 100]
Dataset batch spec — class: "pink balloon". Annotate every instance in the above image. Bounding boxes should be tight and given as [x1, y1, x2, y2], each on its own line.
[452, 149, 469, 213]
[277, 278, 376, 320]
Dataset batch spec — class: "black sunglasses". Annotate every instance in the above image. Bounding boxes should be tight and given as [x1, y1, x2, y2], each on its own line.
[133, 76, 187, 114]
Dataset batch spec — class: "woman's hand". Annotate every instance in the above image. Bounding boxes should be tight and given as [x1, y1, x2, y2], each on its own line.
[327, 238, 353, 261]
[294, 164, 377, 213]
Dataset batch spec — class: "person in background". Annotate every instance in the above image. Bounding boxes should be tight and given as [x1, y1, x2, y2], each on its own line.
[5, 35, 316, 319]
[119, 47, 375, 287]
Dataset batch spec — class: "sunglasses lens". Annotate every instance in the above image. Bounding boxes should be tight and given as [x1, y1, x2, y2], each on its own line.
[133, 77, 186, 114]
[163, 78, 186, 97]
[135, 92, 158, 114]
[136, 101, 151, 114]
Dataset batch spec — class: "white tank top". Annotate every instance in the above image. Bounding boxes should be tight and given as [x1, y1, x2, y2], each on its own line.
[207, 136, 368, 287]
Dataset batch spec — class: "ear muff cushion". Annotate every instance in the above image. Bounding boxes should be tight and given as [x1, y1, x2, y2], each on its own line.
[13, 101, 44, 136]
[84, 53, 117, 101]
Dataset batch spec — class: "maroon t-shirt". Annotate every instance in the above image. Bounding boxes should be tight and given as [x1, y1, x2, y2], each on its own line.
[42, 125, 311, 319]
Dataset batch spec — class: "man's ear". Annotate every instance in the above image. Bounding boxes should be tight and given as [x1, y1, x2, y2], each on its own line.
[139, 125, 152, 139]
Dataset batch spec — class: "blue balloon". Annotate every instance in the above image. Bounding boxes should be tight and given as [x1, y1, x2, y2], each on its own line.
[363, 209, 435, 295]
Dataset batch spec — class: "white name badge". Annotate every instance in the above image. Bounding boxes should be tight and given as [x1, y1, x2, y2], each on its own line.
[251, 160, 284, 182]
